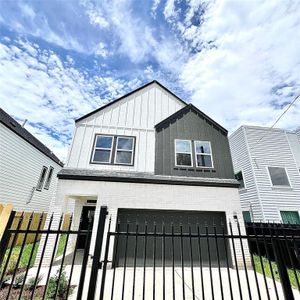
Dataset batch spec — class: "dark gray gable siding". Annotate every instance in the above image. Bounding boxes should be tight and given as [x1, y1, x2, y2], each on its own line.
[155, 107, 235, 179]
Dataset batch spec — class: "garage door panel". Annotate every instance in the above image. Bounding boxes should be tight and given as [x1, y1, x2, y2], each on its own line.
[115, 209, 231, 267]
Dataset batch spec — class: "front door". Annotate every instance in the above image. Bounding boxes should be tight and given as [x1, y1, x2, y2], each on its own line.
[78, 206, 95, 249]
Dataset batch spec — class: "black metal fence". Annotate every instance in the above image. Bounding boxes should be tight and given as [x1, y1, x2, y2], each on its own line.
[1, 207, 300, 300]
[0, 207, 107, 300]
[97, 218, 300, 300]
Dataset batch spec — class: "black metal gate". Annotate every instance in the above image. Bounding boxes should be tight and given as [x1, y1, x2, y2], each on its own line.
[95, 218, 300, 300]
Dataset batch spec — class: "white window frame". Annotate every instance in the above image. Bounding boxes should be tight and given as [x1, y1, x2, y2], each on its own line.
[174, 139, 193, 167]
[91, 135, 114, 164]
[267, 166, 291, 188]
[194, 140, 214, 169]
[235, 169, 247, 190]
[36, 166, 48, 191]
[114, 136, 135, 165]
[44, 166, 54, 190]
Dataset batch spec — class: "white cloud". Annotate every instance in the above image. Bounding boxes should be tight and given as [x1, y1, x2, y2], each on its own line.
[0, 39, 137, 161]
[164, 0, 177, 20]
[180, 0, 300, 132]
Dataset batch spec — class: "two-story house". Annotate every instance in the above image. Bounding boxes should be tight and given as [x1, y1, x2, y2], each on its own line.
[0, 108, 63, 213]
[48, 81, 243, 266]
[229, 125, 300, 223]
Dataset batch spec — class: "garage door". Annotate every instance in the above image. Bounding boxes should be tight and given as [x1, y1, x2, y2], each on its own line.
[114, 209, 231, 267]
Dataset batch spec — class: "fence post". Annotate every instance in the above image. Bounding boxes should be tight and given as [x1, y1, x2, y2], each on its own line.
[87, 206, 108, 300]
[273, 238, 294, 300]
[0, 204, 15, 266]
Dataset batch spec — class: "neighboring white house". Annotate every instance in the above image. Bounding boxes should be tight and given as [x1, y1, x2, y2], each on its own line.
[229, 125, 300, 223]
[47, 80, 245, 267]
[0, 108, 63, 212]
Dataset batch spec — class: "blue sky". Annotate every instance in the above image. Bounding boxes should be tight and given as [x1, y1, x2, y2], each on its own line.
[0, 0, 300, 161]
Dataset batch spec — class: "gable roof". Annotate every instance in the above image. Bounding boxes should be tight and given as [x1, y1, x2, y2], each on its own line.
[155, 104, 228, 135]
[75, 80, 188, 123]
[0, 108, 64, 167]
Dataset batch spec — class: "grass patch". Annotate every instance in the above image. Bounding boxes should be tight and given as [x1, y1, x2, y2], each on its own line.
[56, 234, 67, 258]
[253, 255, 300, 289]
[0, 242, 39, 275]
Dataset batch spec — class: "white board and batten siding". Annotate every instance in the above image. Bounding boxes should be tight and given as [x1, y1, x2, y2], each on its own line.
[66, 82, 185, 173]
[230, 126, 300, 222]
[0, 123, 62, 212]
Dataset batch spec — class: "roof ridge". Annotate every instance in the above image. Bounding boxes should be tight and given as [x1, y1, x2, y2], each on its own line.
[75, 80, 188, 123]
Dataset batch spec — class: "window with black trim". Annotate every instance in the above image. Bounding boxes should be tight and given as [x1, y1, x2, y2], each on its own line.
[268, 167, 290, 187]
[91, 135, 135, 165]
[44, 166, 54, 190]
[235, 171, 245, 189]
[36, 166, 48, 191]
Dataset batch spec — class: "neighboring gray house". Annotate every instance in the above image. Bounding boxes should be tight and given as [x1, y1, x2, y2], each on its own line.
[47, 81, 244, 266]
[0, 108, 63, 213]
[229, 125, 300, 223]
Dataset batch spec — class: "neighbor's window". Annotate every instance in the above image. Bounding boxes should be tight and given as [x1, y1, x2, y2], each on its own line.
[114, 137, 134, 165]
[194, 141, 213, 168]
[91, 135, 135, 165]
[235, 171, 245, 189]
[36, 166, 48, 191]
[268, 167, 290, 186]
[280, 211, 300, 224]
[44, 166, 54, 190]
[242, 211, 251, 223]
[92, 135, 113, 163]
[175, 140, 193, 166]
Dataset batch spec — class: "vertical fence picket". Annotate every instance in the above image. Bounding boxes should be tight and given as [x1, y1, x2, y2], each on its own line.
[6, 213, 34, 300]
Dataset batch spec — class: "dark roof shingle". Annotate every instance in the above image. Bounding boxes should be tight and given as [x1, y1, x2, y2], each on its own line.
[0, 108, 64, 167]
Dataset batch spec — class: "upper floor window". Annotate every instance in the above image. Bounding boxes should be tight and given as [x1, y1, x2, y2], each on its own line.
[36, 166, 48, 191]
[235, 171, 245, 189]
[194, 141, 213, 168]
[175, 139, 214, 168]
[91, 135, 135, 165]
[175, 140, 193, 166]
[280, 211, 300, 224]
[44, 166, 54, 190]
[268, 167, 290, 187]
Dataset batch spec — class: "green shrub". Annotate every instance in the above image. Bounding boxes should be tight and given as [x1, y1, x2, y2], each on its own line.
[25, 275, 43, 290]
[13, 273, 25, 288]
[46, 268, 73, 299]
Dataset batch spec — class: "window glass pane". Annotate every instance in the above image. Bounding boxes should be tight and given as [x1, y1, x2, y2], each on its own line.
[243, 211, 251, 222]
[268, 167, 290, 186]
[175, 140, 191, 153]
[195, 141, 211, 154]
[115, 151, 132, 164]
[196, 154, 212, 167]
[93, 149, 111, 162]
[117, 137, 133, 150]
[44, 167, 53, 189]
[36, 167, 47, 191]
[96, 136, 113, 148]
[235, 171, 245, 189]
[176, 153, 192, 166]
[281, 211, 300, 224]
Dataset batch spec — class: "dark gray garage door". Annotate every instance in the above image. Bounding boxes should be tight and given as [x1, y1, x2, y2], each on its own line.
[114, 209, 232, 267]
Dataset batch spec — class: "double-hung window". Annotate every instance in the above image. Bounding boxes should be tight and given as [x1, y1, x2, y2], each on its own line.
[194, 141, 213, 168]
[44, 166, 54, 190]
[114, 137, 134, 165]
[36, 166, 48, 191]
[175, 140, 193, 166]
[92, 135, 113, 163]
[91, 135, 135, 165]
